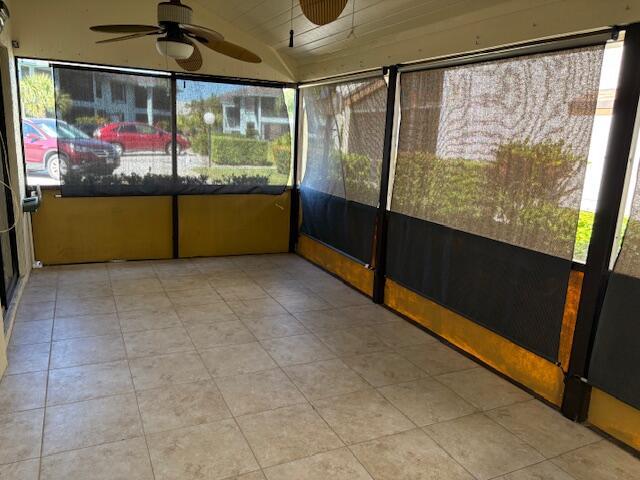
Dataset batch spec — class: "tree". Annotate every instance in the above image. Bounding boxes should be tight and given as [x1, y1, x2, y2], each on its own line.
[20, 73, 70, 118]
[177, 96, 223, 155]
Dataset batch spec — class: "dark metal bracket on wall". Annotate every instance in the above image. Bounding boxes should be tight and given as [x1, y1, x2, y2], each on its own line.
[372, 65, 399, 303]
[561, 23, 640, 421]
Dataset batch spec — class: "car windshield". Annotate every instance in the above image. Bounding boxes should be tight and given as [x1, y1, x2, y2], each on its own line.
[38, 122, 91, 140]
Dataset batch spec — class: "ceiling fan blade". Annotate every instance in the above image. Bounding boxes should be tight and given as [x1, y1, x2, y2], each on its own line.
[96, 32, 159, 44]
[176, 43, 203, 72]
[181, 24, 224, 44]
[299, 0, 348, 26]
[90, 24, 160, 34]
[194, 38, 261, 64]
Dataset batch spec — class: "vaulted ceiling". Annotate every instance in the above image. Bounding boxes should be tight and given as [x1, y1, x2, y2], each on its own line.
[9, 0, 640, 81]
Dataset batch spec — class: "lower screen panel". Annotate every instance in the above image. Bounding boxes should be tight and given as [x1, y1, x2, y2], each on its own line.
[386, 212, 570, 361]
[589, 272, 640, 410]
[300, 187, 377, 265]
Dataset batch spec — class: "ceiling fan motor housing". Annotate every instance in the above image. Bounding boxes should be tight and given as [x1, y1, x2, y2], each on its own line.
[158, 1, 193, 25]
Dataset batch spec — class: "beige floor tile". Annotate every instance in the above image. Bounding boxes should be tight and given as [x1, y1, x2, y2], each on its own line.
[487, 400, 600, 458]
[311, 389, 414, 444]
[16, 301, 55, 322]
[200, 342, 276, 377]
[216, 368, 306, 416]
[147, 419, 259, 480]
[55, 296, 116, 317]
[273, 293, 331, 313]
[52, 313, 121, 340]
[166, 287, 222, 306]
[108, 264, 156, 280]
[0, 371, 47, 414]
[229, 471, 266, 480]
[425, 413, 544, 480]
[342, 351, 426, 387]
[551, 440, 640, 480]
[315, 286, 371, 308]
[137, 380, 231, 433]
[227, 298, 289, 318]
[118, 308, 181, 333]
[398, 342, 477, 375]
[43, 393, 143, 456]
[129, 352, 210, 390]
[315, 327, 389, 356]
[260, 334, 335, 367]
[216, 283, 269, 302]
[56, 280, 112, 299]
[160, 274, 210, 292]
[115, 293, 173, 313]
[111, 277, 164, 296]
[153, 262, 201, 278]
[238, 403, 343, 467]
[207, 271, 252, 288]
[240, 314, 308, 340]
[20, 284, 57, 304]
[498, 461, 576, 480]
[47, 360, 133, 406]
[0, 459, 40, 479]
[378, 378, 476, 426]
[351, 428, 473, 480]
[339, 304, 400, 325]
[0, 409, 44, 464]
[436, 368, 532, 410]
[40, 437, 154, 480]
[9, 320, 52, 346]
[175, 302, 237, 326]
[124, 326, 194, 358]
[57, 267, 108, 285]
[283, 359, 369, 400]
[263, 448, 372, 480]
[6, 343, 50, 374]
[186, 321, 256, 350]
[293, 309, 368, 333]
[372, 322, 436, 348]
[50, 334, 126, 369]
[261, 281, 312, 298]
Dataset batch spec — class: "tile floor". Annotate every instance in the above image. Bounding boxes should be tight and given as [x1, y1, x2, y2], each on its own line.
[1, 253, 639, 479]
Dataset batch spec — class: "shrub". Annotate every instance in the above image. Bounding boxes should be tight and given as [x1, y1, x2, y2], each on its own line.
[211, 135, 270, 166]
[269, 133, 292, 175]
[74, 115, 108, 135]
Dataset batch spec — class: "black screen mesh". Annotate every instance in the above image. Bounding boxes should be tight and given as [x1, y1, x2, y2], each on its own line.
[176, 79, 295, 194]
[387, 46, 605, 358]
[53, 66, 173, 196]
[392, 46, 604, 259]
[299, 76, 387, 262]
[589, 170, 640, 408]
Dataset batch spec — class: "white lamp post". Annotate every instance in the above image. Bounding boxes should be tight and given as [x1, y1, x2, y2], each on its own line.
[203, 112, 215, 166]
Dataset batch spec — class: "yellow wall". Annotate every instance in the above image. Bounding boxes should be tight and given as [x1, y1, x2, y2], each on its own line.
[297, 234, 374, 296]
[589, 388, 640, 451]
[179, 192, 290, 257]
[32, 190, 173, 264]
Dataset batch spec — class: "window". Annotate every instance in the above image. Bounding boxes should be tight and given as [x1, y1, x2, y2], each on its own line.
[111, 81, 126, 102]
[176, 79, 295, 192]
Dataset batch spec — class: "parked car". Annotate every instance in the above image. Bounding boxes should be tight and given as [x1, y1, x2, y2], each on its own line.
[93, 122, 190, 155]
[22, 118, 121, 179]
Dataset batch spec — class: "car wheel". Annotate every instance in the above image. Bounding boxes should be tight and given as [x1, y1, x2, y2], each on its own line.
[165, 142, 185, 156]
[46, 153, 69, 179]
[112, 143, 124, 156]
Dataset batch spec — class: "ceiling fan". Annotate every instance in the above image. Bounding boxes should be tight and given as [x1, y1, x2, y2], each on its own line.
[89, 0, 261, 72]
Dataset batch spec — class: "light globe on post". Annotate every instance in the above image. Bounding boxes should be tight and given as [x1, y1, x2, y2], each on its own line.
[203, 112, 215, 167]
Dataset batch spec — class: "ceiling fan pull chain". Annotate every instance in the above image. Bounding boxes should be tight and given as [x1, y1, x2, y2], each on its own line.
[289, 0, 294, 48]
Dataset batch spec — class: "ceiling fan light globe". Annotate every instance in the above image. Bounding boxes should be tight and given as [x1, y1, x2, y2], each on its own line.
[156, 37, 194, 59]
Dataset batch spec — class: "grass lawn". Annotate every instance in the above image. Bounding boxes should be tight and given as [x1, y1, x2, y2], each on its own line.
[193, 165, 289, 186]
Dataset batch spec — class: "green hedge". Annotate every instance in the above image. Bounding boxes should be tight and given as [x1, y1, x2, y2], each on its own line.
[212, 135, 270, 166]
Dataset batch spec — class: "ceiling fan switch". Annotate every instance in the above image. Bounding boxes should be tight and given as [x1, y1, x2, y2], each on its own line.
[158, 1, 193, 25]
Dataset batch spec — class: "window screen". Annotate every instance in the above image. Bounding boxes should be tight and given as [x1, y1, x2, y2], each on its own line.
[301, 77, 387, 206]
[52, 66, 172, 195]
[298, 76, 387, 263]
[176, 79, 295, 194]
[391, 46, 605, 260]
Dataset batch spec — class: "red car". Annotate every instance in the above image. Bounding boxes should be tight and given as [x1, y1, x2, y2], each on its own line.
[94, 122, 190, 155]
[23, 118, 121, 179]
